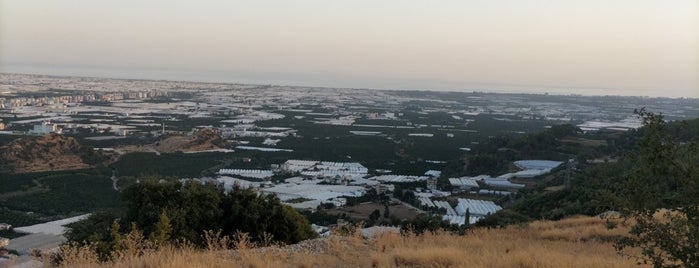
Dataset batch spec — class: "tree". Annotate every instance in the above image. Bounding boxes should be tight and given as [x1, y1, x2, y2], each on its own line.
[220, 186, 316, 244]
[120, 178, 180, 236]
[148, 210, 172, 246]
[109, 220, 125, 252]
[64, 210, 122, 260]
[65, 210, 120, 244]
[69, 177, 317, 254]
[277, 205, 317, 244]
[118, 178, 225, 245]
[369, 209, 381, 223]
[400, 214, 466, 235]
[615, 109, 699, 268]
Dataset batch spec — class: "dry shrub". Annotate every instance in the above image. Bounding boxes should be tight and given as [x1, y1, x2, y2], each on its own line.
[203, 229, 232, 251]
[51, 242, 100, 268]
[325, 235, 351, 262]
[371, 231, 402, 253]
[392, 247, 465, 267]
[370, 252, 393, 268]
[53, 215, 649, 268]
[232, 231, 254, 251]
[110, 226, 155, 263]
[323, 222, 368, 263]
[530, 215, 630, 242]
[258, 232, 276, 248]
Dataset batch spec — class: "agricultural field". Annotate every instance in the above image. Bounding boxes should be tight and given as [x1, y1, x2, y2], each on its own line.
[0, 169, 118, 227]
[324, 202, 422, 222]
[110, 152, 233, 178]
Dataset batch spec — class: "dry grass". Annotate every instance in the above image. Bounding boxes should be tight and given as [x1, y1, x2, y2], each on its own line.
[530, 215, 631, 242]
[48, 215, 647, 268]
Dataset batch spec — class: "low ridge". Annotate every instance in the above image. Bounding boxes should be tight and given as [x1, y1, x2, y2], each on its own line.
[0, 134, 107, 173]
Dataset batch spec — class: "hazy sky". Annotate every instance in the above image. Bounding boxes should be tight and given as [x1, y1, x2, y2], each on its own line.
[1, 0, 697, 97]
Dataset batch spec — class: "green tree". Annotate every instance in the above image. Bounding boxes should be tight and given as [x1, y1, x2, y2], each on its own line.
[400, 214, 466, 235]
[64, 210, 122, 260]
[369, 209, 381, 223]
[221, 185, 316, 244]
[109, 220, 125, 252]
[120, 178, 180, 236]
[68, 177, 317, 256]
[615, 109, 699, 268]
[148, 210, 172, 246]
[65, 211, 119, 244]
[119, 178, 224, 245]
[176, 181, 223, 243]
[278, 205, 317, 243]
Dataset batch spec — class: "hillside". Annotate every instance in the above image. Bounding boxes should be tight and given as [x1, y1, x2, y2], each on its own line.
[154, 129, 230, 153]
[0, 134, 109, 173]
[51, 215, 646, 268]
[118, 129, 231, 154]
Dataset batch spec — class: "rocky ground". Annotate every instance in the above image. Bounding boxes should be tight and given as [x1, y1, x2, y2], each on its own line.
[117, 129, 231, 154]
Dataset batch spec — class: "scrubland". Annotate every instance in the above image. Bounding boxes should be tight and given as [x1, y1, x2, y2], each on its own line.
[51, 215, 646, 268]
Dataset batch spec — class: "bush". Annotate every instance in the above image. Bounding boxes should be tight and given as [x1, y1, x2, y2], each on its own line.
[614, 110, 699, 268]
[67, 177, 317, 259]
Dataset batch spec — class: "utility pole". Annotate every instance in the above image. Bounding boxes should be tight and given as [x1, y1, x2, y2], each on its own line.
[565, 157, 574, 189]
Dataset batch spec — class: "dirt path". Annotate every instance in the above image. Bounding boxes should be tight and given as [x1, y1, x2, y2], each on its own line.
[111, 169, 118, 191]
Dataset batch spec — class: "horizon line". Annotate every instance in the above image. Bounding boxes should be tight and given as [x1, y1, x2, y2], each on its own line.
[0, 70, 696, 100]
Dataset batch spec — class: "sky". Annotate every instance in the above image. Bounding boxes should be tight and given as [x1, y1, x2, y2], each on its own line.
[1, 0, 697, 98]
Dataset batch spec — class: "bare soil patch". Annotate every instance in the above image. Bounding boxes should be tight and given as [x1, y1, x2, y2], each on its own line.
[324, 202, 422, 221]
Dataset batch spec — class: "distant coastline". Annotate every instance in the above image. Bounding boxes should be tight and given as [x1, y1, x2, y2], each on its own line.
[0, 65, 693, 99]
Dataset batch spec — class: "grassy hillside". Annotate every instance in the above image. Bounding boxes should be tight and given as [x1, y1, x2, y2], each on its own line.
[49, 215, 646, 268]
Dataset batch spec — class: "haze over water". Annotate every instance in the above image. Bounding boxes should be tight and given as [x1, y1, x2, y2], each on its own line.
[1, 64, 667, 98]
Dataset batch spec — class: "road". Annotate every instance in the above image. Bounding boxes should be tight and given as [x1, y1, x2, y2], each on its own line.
[111, 169, 118, 191]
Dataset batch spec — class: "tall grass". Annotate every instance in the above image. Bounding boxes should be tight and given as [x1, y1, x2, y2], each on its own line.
[46, 215, 647, 268]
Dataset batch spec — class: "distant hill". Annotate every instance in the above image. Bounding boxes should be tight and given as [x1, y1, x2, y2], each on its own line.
[0, 133, 108, 173]
[116, 129, 231, 154]
[154, 129, 230, 153]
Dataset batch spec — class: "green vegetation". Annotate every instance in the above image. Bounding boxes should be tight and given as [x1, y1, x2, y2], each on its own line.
[252, 110, 565, 175]
[110, 152, 233, 177]
[66, 178, 317, 260]
[612, 110, 699, 268]
[400, 214, 467, 235]
[0, 208, 45, 227]
[484, 116, 699, 222]
[424, 123, 597, 181]
[473, 110, 699, 267]
[300, 210, 350, 226]
[0, 169, 118, 227]
[3, 97, 697, 267]
[0, 172, 41, 193]
[2, 172, 119, 216]
[0, 134, 28, 146]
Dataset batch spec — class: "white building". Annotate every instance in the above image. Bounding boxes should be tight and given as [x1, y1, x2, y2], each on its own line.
[280, 160, 369, 178]
[448, 177, 480, 191]
[28, 123, 59, 135]
[454, 198, 502, 217]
